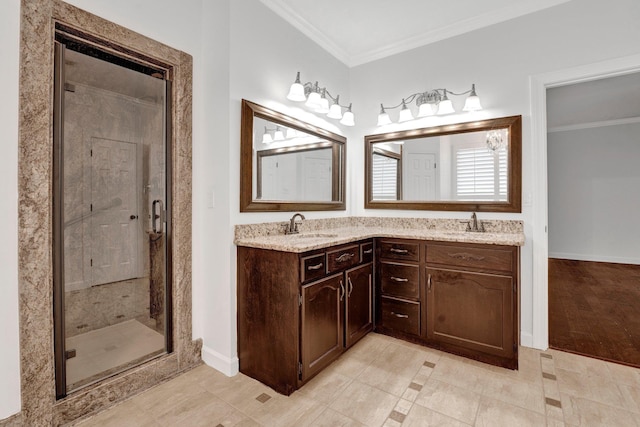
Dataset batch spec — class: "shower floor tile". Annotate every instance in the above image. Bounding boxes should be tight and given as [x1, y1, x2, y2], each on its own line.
[66, 319, 164, 390]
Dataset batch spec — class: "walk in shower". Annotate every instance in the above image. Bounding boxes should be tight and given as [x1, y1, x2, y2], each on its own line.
[53, 27, 172, 397]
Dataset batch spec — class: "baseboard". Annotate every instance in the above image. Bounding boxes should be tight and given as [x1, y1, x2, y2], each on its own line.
[520, 331, 535, 349]
[549, 252, 640, 265]
[201, 345, 239, 377]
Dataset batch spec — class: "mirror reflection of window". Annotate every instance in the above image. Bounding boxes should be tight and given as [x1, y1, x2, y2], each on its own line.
[454, 145, 508, 201]
[372, 150, 401, 200]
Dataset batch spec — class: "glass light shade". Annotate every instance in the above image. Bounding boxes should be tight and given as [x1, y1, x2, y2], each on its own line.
[327, 103, 343, 119]
[463, 95, 482, 112]
[437, 99, 455, 115]
[316, 96, 330, 113]
[287, 82, 306, 102]
[262, 132, 273, 144]
[340, 111, 355, 126]
[417, 103, 436, 117]
[274, 128, 285, 141]
[398, 105, 414, 122]
[377, 112, 391, 126]
[285, 128, 297, 139]
[305, 91, 322, 109]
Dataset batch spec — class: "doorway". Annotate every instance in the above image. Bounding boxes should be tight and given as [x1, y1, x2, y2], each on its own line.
[546, 72, 640, 367]
[53, 27, 172, 396]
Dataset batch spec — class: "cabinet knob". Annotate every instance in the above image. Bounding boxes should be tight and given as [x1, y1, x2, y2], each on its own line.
[307, 263, 324, 271]
[390, 248, 408, 254]
[390, 311, 409, 319]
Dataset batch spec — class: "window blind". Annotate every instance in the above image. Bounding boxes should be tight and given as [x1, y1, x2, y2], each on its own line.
[455, 147, 507, 200]
[372, 153, 398, 200]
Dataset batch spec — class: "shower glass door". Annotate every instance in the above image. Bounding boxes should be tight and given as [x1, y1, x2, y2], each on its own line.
[53, 32, 172, 397]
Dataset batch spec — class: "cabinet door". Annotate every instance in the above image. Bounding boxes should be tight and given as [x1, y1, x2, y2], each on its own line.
[426, 268, 514, 358]
[301, 273, 344, 382]
[345, 263, 373, 348]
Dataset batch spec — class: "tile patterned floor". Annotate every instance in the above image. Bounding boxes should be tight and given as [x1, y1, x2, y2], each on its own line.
[67, 319, 165, 390]
[75, 333, 640, 426]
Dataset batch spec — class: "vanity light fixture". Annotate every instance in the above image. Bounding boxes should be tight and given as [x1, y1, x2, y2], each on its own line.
[377, 84, 482, 126]
[287, 71, 355, 126]
[261, 125, 300, 144]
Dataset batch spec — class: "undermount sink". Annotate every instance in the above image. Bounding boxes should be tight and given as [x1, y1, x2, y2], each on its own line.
[293, 233, 339, 239]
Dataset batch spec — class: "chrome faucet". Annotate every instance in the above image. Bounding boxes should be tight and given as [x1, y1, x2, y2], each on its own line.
[285, 213, 306, 234]
[463, 212, 485, 233]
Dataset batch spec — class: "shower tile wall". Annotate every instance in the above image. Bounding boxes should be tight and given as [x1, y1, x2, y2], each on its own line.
[63, 81, 164, 335]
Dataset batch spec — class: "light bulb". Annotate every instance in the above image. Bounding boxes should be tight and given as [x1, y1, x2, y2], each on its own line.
[316, 89, 330, 113]
[327, 95, 342, 119]
[340, 103, 355, 126]
[305, 82, 322, 109]
[262, 127, 273, 144]
[437, 90, 455, 115]
[377, 104, 391, 126]
[398, 99, 414, 122]
[417, 102, 436, 117]
[327, 103, 342, 119]
[463, 84, 482, 112]
[286, 71, 306, 102]
[285, 128, 297, 139]
[274, 126, 284, 141]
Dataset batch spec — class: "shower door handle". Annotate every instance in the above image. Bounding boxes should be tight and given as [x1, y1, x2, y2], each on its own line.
[152, 199, 164, 234]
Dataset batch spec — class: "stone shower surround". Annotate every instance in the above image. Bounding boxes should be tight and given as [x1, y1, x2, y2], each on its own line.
[16, 1, 200, 425]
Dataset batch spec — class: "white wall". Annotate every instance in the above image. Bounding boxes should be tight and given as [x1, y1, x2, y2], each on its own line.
[207, 0, 352, 374]
[548, 123, 640, 264]
[3, 0, 640, 419]
[349, 0, 640, 346]
[0, 0, 21, 419]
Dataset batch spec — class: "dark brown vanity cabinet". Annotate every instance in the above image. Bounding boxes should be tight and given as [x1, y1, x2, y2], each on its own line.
[376, 240, 422, 337]
[237, 240, 373, 395]
[375, 238, 519, 369]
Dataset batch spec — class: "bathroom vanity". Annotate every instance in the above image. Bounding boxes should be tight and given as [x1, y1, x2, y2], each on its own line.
[376, 238, 518, 369]
[237, 238, 373, 395]
[235, 217, 524, 395]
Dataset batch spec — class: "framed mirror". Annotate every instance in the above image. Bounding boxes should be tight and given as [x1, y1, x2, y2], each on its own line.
[365, 115, 521, 212]
[241, 99, 346, 212]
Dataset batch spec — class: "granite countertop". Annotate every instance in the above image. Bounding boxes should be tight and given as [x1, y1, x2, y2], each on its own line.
[235, 224, 525, 253]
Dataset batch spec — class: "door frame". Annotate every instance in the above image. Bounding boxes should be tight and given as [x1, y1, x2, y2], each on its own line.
[18, 2, 198, 423]
[529, 53, 640, 350]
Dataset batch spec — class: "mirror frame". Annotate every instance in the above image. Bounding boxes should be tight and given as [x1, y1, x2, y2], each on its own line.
[240, 99, 347, 212]
[364, 115, 522, 212]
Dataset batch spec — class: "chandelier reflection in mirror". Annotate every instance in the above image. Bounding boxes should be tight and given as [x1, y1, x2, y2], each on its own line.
[486, 129, 508, 152]
[377, 84, 482, 126]
[287, 71, 355, 126]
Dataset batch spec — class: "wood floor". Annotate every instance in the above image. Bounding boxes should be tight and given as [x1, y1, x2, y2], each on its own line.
[549, 258, 640, 367]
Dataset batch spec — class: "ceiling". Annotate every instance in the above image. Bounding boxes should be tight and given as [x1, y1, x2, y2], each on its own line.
[260, 0, 571, 67]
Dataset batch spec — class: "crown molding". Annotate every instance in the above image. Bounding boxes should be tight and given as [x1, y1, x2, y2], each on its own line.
[259, 0, 351, 65]
[261, 0, 571, 68]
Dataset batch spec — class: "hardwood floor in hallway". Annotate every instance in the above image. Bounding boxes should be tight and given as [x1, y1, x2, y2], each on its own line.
[549, 258, 640, 368]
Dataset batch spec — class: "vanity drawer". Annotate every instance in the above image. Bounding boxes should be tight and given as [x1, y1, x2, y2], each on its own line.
[301, 253, 326, 283]
[380, 261, 420, 300]
[361, 242, 374, 264]
[426, 243, 514, 273]
[380, 297, 420, 336]
[327, 244, 360, 274]
[379, 240, 420, 262]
